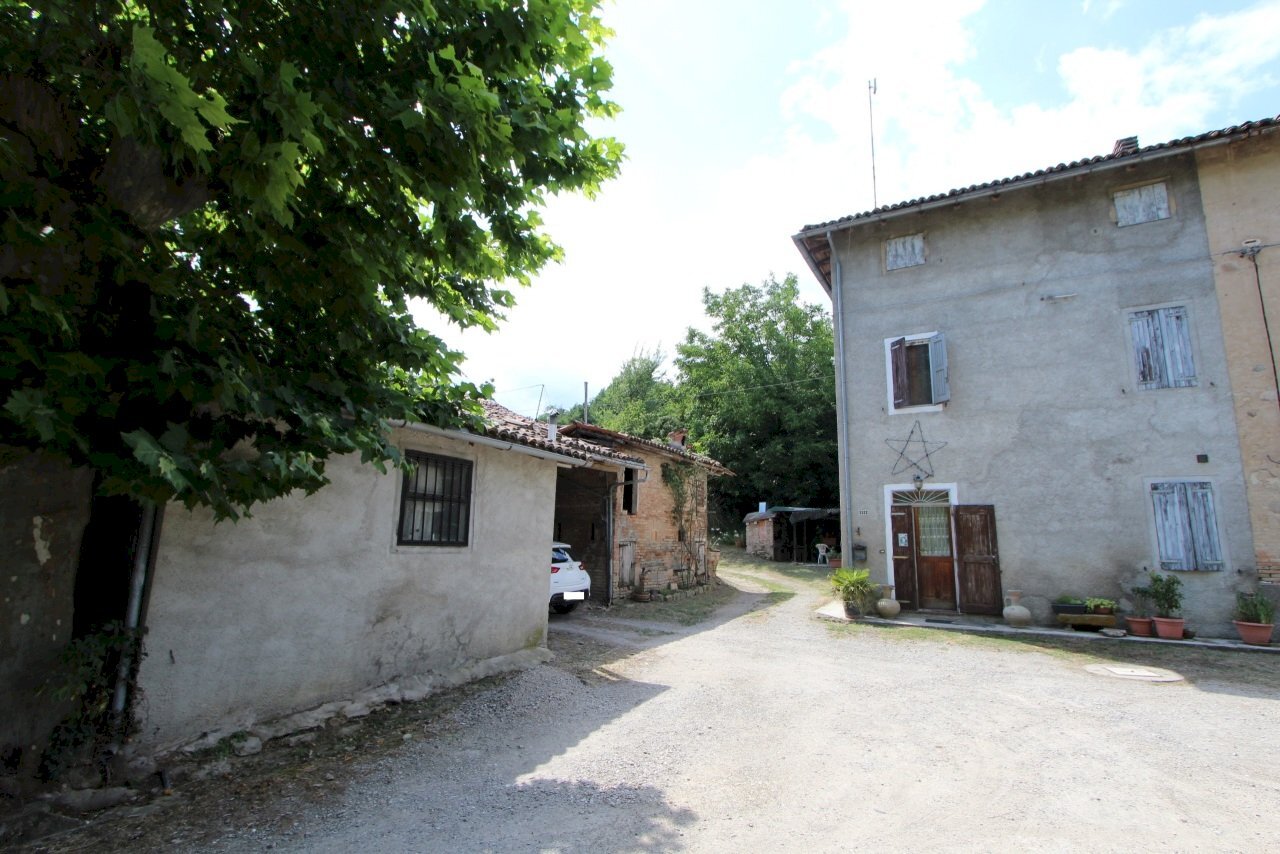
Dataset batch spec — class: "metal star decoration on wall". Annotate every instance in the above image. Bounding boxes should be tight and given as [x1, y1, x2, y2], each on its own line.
[885, 420, 947, 478]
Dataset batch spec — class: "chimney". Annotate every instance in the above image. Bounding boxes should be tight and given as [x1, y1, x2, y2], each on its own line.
[546, 408, 560, 442]
[1112, 136, 1138, 157]
[668, 428, 688, 448]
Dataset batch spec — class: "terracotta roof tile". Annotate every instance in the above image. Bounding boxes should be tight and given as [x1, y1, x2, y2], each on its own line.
[557, 422, 734, 476]
[478, 400, 645, 467]
[798, 116, 1279, 235]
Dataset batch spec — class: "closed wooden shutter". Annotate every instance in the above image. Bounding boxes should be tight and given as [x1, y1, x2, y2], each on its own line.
[1130, 310, 1165, 389]
[1151, 482, 1192, 570]
[1185, 482, 1223, 570]
[1151, 481, 1222, 571]
[1159, 306, 1197, 388]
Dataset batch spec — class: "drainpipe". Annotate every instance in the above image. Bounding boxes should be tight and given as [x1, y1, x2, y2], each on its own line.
[110, 501, 160, 723]
[827, 231, 858, 570]
[1240, 243, 1280, 414]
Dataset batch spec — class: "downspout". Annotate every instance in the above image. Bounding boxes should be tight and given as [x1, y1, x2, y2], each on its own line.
[827, 230, 858, 573]
[110, 501, 160, 724]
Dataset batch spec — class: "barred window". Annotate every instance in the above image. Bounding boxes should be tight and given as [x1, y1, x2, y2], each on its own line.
[397, 451, 472, 546]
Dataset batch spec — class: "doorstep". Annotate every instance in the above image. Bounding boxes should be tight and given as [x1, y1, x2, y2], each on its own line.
[813, 601, 1280, 653]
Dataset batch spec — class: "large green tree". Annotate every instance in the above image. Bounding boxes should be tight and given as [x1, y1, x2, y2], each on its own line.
[674, 274, 837, 519]
[1, 0, 621, 517]
[561, 347, 676, 438]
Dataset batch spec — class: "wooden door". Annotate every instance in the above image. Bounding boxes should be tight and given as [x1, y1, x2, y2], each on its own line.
[955, 505, 1002, 615]
[890, 508, 917, 608]
[914, 504, 956, 610]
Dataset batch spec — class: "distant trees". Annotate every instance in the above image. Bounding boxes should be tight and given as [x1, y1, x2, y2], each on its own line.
[560, 275, 837, 522]
[675, 275, 838, 519]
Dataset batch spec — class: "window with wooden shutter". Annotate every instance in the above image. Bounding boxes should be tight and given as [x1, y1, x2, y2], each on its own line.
[1114, 182, 1170, 226]
[398, 451, 473, 546]
[887, 333, 949, 411]
[1150, 480, 1223, 571]
[1129, 305, 1196, 390]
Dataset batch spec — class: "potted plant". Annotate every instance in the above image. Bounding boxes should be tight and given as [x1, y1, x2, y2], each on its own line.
[1233, 591, 1275, 646]
[1086, 597, 1116, 615]
[1125, 585, 1154, 636]
[1147, 572, 1185, 640]
[830, 568, 875, 618]
[828, 547, 842, 569]
[1051, 595, 1087, 615]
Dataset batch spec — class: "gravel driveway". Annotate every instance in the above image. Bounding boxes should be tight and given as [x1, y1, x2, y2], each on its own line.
[21, 553, 1280, 852]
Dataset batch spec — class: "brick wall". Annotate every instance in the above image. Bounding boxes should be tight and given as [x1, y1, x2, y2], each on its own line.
[613, 451, 710, 594]
[745, 516, 774, 558]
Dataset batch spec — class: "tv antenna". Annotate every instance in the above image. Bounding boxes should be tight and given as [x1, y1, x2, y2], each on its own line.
[868, 78, 879, 209]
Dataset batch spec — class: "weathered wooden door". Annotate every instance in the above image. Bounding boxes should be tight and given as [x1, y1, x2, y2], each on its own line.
[913, 503, 956, 610]
[955, 505, 1001, 615]
[890, 508, 918, 608]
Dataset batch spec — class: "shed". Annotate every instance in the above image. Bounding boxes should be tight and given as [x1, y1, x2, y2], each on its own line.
[744, 506, 840, 562]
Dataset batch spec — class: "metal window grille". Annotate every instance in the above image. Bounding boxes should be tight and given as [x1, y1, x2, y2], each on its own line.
[398, 451, 473, 546]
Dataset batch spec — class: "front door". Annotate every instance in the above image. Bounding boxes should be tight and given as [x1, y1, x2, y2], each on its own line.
[890, 493, 1002, 614]
[890, 490, 955, 610]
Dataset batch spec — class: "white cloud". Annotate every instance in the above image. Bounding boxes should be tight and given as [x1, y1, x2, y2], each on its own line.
[436, 0, 1280, 417]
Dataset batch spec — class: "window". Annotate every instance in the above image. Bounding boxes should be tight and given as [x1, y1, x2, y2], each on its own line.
[1114, 182, 1170, 227]
[397, 451, 473, 546]
[1128, 305, 1196, 390]
[623, 468, 638, 515]
[1150, 481, 1223, 571]
[885, 233, 925, 271]
[887, 333, 949, 411]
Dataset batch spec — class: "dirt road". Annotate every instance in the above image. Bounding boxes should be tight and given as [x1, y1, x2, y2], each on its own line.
[22, 554, 1280, 852]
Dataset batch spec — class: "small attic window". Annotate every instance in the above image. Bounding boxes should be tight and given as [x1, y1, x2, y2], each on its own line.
[885, 233, 925, 271]
[1114, 182, 1170, 227]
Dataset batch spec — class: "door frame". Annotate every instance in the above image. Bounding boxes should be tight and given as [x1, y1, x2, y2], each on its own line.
[882, 482, 958, 608]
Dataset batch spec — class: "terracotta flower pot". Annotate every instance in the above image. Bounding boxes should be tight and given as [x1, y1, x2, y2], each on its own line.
[1125, 616, 1154, 637]
[1233, 620, 1275, 646]
[1151, 616, 1185, 640]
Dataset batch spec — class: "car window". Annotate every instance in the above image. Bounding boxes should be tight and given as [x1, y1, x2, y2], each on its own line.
[552, 547, 572, 563]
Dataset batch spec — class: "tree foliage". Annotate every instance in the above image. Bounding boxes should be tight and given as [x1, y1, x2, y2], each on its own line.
[572, 347, 676, 438]
[0, 1, 622, 516]
[674, 275, 837, 518]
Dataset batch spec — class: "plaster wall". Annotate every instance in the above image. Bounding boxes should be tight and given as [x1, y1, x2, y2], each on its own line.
[0, 454, 93, 782]
[1195, 134, 1280, 578]
[832, 153, 1253, 635]
[134, 429, 558, 751]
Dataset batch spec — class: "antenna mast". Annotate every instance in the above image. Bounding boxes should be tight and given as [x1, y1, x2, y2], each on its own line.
[868, 78, 879, 209]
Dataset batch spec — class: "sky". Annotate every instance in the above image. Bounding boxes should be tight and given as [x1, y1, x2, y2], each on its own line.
[417, 0, 1280, 419]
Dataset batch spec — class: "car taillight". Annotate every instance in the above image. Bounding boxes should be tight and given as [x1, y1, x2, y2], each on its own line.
[579, 562, 586, 572]
[551, 565, 559, 573]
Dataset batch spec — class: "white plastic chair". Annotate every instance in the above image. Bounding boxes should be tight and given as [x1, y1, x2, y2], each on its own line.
[815, 543, 830, 565]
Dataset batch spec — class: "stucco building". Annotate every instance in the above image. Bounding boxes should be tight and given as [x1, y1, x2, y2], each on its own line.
[793, 117, 1280, 635]
[1, 402, 643, 781]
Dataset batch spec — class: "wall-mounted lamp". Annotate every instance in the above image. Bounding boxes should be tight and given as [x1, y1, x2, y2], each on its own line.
[912, 473, 925, 493]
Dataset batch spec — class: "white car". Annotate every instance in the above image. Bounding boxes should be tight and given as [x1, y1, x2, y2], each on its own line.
[549, 541, 591, 613]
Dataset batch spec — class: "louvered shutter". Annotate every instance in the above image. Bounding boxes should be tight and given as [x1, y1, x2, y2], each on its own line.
[890, 338, 908, 408]
[929, 333, 950, 403]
